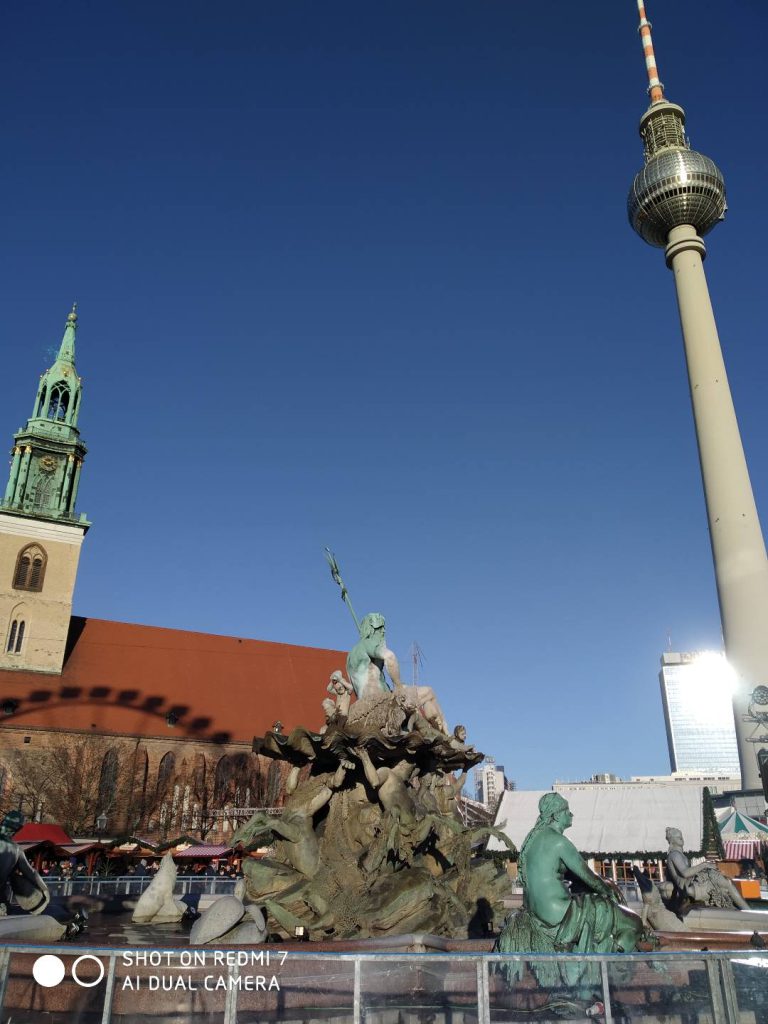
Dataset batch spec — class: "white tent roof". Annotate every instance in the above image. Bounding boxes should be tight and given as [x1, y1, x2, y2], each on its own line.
[488, 785, 704, 855]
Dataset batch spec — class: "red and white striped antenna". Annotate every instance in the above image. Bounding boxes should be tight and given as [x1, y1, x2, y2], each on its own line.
[636, 1, 664, 103]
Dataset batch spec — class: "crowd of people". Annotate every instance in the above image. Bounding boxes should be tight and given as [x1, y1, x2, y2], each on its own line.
[36, 856, 244, 878]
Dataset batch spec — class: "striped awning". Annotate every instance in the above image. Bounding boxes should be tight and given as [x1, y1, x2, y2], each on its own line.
[173, 845, 232, 858]
[718, 810, 768, 838]
[724, 838, 764, 860]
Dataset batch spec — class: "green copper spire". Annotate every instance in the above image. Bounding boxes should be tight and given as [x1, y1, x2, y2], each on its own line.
[2, 307, 90, 526]
[56, 303, 78, 365]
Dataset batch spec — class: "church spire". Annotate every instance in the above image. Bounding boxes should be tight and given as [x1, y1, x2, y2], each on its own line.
[2, 308, 89, 525]
[56, 304, 78, 365]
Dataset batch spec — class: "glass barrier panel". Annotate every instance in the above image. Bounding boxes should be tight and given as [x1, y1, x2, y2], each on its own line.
[606, 957, 718, 1023]
[360, 957, 479, 1024]
[727, 953, 768, 1023]
[110, 951, 226, 1024]
[488, 955, 605, 1022]
[236, 953, 356, 1023]
[0, 950, 108, 1024]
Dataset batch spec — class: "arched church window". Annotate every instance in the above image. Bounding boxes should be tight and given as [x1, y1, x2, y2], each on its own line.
[181, 785, 191, 830]
[157, 752, 176, 799]
[13, 557, 30, 589]
[214, 753, 254, 804]
[133, 748, 149, 825]
[6, 619, 25, 654]
[47, 383, 70, 421]
[12, 545, 47, 592]
[36, 387, 47, 417]
[193, 753, 206, 800]
[266, 761, 283, 807]
[98, 749, 119, 811]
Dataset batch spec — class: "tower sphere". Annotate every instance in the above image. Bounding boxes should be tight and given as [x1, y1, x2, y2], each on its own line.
[628, 148, 726, 248]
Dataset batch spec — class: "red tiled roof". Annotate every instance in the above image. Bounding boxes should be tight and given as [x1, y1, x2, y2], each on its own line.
[0, 616, 346, 744]
[13, 823, 73, 845]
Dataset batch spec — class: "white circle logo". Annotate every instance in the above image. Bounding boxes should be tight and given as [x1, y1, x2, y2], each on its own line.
[71, 954, 106, 988]
[32, 955, 66, 988]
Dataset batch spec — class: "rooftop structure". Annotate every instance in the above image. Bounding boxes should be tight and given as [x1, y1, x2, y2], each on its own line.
[0, 615, 343, 742]
[489, 784, 704, 856]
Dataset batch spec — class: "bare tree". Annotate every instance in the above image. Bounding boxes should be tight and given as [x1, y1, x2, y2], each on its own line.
[1, 736, 123, 835]
[0, 749, 52, 823]
[189, 759, 223, 841]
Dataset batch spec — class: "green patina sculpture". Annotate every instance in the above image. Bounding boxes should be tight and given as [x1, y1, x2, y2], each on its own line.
[496, 792, 642, 963]
[227, 558, 513, 940]
[326, 551, 449, 731]
[234, 661, 514, 939]
[0, 812, 51, 917]
[347, 611, 404, 698]
[665, 826, 749, 911]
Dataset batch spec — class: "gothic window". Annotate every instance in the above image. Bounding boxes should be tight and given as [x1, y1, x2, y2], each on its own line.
[12, 545, 47, 592]
[98, 749, 119, 811]
[214, 753, 254, 805]
[193, 753, 206, 800]
[133, 748, 149, 825]
[181, 785, 191, 830]
[47, 383, 70, 421]
[6, 619, 25, 654]
[157, 752, 176, 800]
[36, 387, 47, 417]
[266, 761, 283, 807]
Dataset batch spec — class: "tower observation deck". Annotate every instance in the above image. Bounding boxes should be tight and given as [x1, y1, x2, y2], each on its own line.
[628, 2, 768, 794]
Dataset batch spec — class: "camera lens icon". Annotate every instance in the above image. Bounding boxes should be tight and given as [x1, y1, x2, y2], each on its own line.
[33, 954, 105, 988]
[32, 955, 65, 988]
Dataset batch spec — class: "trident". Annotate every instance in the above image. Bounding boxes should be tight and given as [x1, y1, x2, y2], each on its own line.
[324, 548, 362, 636]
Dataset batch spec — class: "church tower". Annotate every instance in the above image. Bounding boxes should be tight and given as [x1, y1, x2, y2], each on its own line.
[0, 306, 90, 674]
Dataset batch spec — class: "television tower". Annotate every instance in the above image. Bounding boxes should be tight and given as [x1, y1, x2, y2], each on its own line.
[628, 1, 768, 793]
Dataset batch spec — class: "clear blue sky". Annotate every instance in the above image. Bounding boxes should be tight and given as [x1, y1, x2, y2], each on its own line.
[2, 1, 766, 788]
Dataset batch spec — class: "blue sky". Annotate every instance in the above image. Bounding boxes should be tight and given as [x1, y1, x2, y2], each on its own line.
[2, 1, 766, 788]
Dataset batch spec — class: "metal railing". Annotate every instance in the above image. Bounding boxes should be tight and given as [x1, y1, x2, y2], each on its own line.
[40, 874, 239, 897]
[0, 945, 765, 1023]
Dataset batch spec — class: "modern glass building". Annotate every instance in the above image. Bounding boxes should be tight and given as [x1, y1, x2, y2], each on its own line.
[659, 651, 740, 774]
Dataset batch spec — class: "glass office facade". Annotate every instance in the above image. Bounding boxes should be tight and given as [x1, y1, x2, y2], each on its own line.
[659, 651, 740, 774]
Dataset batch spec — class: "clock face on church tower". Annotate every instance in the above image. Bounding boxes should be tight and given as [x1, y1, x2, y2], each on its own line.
[39, 454, 58, 473]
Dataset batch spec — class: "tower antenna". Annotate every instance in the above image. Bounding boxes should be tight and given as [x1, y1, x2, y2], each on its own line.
[636, 1, 664, 103]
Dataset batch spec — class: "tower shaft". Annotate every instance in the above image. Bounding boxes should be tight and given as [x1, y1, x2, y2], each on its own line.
[666, 225, 768, 791]
[628, 1, 768, 794]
